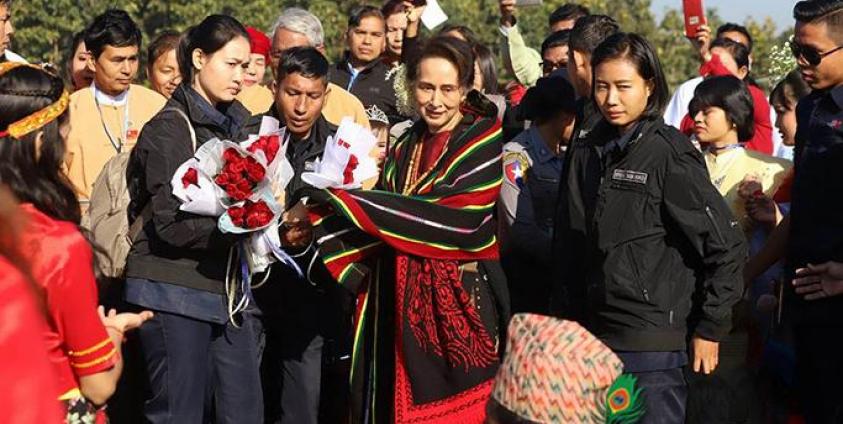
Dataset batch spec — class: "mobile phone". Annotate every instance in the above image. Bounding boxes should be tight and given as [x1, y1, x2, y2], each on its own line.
[515, 0, 543, 6]
[683, 0, 706, 38]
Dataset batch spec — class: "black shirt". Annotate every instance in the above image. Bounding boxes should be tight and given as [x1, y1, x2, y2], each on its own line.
[787, 84, 843, 325]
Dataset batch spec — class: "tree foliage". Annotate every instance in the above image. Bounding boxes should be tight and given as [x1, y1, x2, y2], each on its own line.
[10, 0, 790, 90]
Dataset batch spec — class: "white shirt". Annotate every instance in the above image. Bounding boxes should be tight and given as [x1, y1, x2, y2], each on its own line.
[2, 49, 27, 63]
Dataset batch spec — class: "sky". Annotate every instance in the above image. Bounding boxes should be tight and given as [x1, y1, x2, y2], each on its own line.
[650, 0, 796, 33]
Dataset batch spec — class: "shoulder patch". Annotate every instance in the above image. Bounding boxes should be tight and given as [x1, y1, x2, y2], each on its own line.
[503, 151, 529, 188]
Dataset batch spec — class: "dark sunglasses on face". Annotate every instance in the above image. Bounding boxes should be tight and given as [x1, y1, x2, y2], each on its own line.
[541, 60, 566, 74]
[790, 41, 843, 66]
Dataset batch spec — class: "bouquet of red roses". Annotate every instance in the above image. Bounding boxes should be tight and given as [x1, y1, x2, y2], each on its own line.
[171, 116, 290, 234]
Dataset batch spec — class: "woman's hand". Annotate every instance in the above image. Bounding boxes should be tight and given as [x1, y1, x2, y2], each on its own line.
[737, 178, 763, 201]
[691, 335, 719, 374]
[98, 306, 154, 333]
[794, 262, 843, 300]
[745, 195, 779, 226]
[281, 201, 313, 248]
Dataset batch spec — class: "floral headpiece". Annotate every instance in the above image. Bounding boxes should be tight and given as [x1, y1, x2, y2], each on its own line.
[0, 62, 71, 140]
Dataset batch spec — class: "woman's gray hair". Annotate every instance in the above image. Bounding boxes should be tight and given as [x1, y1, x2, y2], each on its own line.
[270, 8, 324, 48]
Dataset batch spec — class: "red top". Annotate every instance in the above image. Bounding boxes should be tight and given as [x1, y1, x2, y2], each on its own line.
[18, 204, 119, 399]
[0, 257, 63, 423]
[420, 130, 452, 173]
[679, 54, 774, 155]
[773, 168, 794, 204]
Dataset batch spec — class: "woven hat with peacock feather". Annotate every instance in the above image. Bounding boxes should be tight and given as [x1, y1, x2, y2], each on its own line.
[490, 314, 645, 423]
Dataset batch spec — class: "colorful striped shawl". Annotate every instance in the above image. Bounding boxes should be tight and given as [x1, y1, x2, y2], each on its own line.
[308, 108, 503, 291]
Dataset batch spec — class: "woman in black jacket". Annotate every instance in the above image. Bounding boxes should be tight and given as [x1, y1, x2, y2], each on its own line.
[553, 33, 746, 423]
[125, 15, 262, 423]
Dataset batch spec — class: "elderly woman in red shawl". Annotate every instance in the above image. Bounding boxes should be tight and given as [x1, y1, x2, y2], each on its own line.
[299, 36, 508, 423]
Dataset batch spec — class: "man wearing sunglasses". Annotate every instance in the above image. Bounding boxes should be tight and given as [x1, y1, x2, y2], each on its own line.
[785, 1, 843, 423]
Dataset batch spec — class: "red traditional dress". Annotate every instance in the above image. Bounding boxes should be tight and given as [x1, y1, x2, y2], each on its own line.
[18, 204, 119, 422]
[0, 256, 64, 424]
[308, 93, 508, 423]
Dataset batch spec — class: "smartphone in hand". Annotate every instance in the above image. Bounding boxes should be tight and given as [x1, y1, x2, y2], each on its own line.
[683, 0, 706, 38]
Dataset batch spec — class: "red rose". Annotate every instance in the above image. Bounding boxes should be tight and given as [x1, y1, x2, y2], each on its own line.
[236, 178, 252, 192]
[246, 162, 266, 182]
[342, 154, 359, 185]
[247, 135, 281, 163]
[182, 168, 199, 189]
[215, 173, 229, 186]
[223, 148, 241, 163]
[244, 200, 273, 228]
[227, 205, 246, 227]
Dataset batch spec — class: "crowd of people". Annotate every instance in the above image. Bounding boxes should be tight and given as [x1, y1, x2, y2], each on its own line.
[1, 0, 843, 423]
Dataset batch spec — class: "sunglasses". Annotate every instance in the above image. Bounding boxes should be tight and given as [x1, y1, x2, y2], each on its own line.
[790, 41, 843, 66]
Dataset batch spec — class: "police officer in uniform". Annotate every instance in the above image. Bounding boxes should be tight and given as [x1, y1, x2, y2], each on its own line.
[499, 75, 577, 313]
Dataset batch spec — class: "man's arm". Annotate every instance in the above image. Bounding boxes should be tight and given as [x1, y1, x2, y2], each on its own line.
[498, 0, 542, 88]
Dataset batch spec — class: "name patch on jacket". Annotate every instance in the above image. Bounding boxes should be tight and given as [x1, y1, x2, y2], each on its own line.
[612, 169, 648, 185]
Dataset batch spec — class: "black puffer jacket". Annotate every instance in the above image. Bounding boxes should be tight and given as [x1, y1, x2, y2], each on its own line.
[126, 85, 259, 293]
[552, 116, 746, 352]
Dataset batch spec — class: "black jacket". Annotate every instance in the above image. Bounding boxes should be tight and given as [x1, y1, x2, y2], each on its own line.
[552, 116, 745, 352]
[125, 85, 259, 293]
[329, 52, 404, 125]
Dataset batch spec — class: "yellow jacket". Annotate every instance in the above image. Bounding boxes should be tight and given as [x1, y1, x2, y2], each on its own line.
[65, 84, 166, 201]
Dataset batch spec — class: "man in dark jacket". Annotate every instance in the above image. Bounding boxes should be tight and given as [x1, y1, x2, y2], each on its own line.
[329, 5, 404, 125]
[253, 46, 349, 424]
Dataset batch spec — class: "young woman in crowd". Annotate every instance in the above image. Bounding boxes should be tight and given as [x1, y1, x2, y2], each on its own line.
[146, 30, 181, 99]
[770, 70, 811, 152]
[473, 43, 509, 122]
[302, 36, 508, 423]
[686, 75, 791, 423]
[690, 75, 791, 236]
[124, 15, 263, 423]
[0, 62, 152, 421]
[553, 33, 745, 423]
[679, 38, 775, 155]
[65, 30, 93, 92]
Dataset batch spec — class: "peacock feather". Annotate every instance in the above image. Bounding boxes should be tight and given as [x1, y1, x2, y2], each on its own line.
[603, 374, 645, 424]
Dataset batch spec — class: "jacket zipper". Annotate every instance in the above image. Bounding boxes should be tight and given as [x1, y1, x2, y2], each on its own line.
[626, 247, 650, 302]
[704, 205, 726, 245]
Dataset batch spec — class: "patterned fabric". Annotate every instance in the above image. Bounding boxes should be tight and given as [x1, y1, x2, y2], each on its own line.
[63, 394, 107, 424]
[491, 314, 624, 423]
[307, 92, 506, 423]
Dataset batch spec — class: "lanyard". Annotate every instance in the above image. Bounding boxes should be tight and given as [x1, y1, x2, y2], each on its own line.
[707, 143, 743, 153]
[707, 145, 744, 190]
[92, 85, 131, 153]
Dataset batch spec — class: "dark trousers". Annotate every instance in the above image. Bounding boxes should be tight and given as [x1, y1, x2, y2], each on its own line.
[257, 274, 353, 424]
[633, 368, 687, 424]
[795, 326, 843, 424]
[137, 310, 263, 423]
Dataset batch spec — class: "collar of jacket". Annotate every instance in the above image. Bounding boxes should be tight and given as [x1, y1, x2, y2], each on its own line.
[588, 116, 665, 152]
[170, 84, 252, 136]
[267, 103, 337, 160]
[338, 50, 385, 76]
